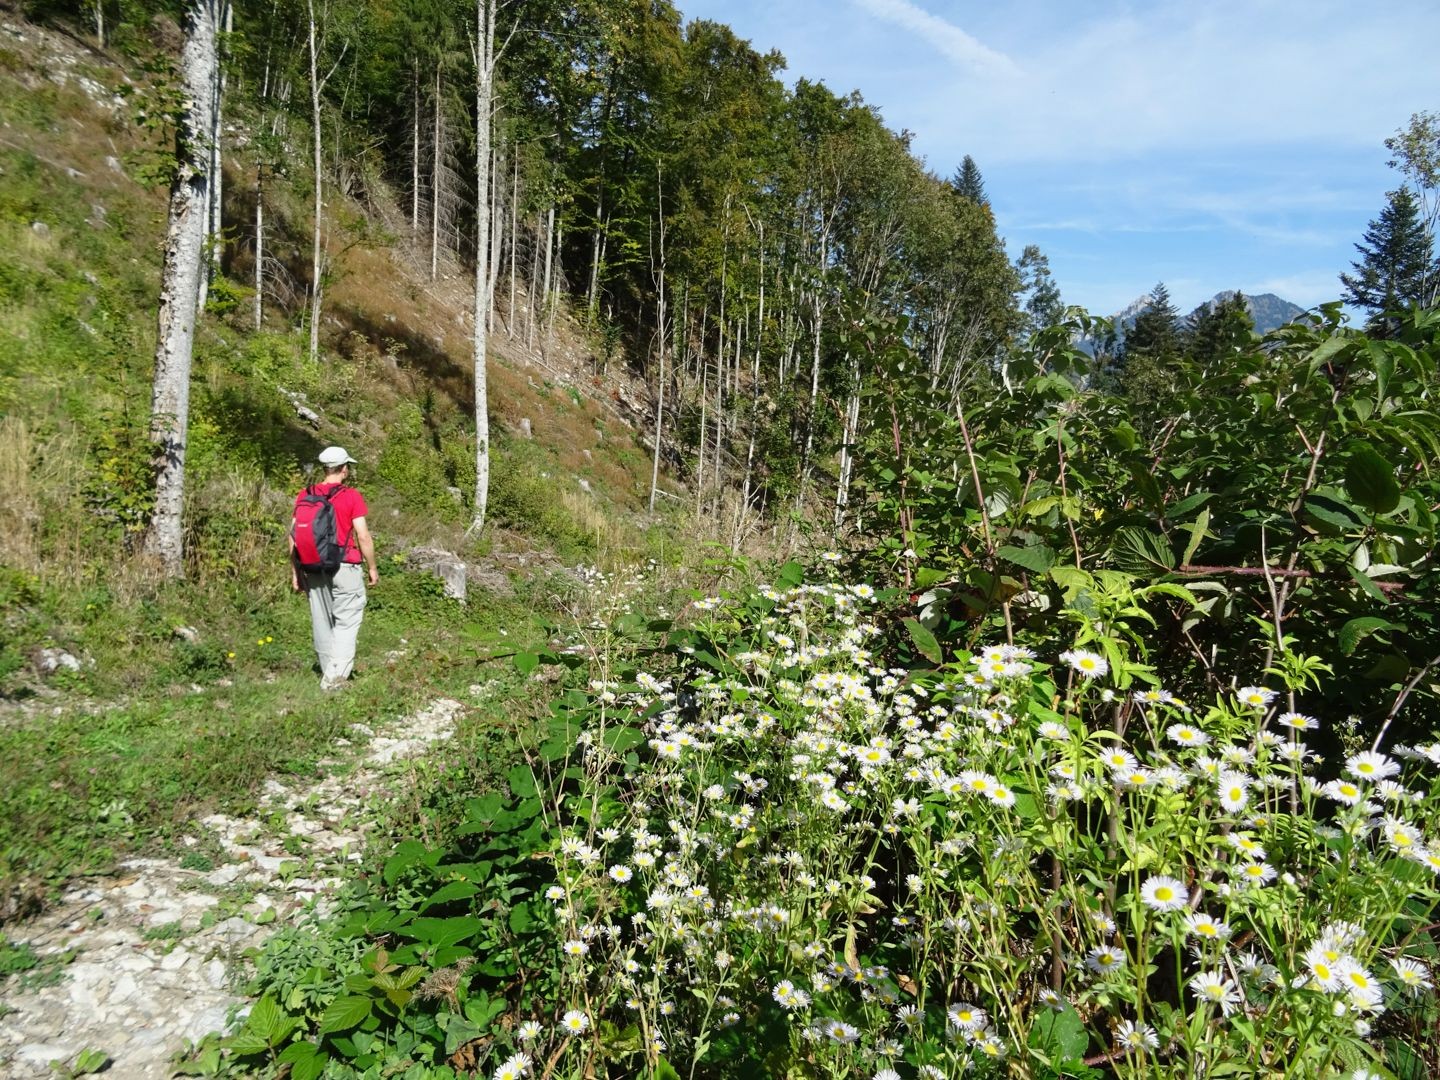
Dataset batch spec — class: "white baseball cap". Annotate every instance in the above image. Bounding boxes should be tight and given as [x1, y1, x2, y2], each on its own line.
[318, 446, 358, 467]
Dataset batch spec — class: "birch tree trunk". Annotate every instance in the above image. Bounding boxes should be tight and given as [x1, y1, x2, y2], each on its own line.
[507, 148, 518, 336]
[649, 170, 667, 514]
[469, 0, 496, 534]
[411, 68, 420, 239]
[487, 133, 503, 335]
[306, 0, 324, 366]
[430, 66, 442, 280]
[145, 0, 221, 576]
[253, 163, 264, 329]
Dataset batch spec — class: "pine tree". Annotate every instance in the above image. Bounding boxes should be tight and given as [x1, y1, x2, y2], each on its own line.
[952, 154, 987, 206]
[1123, 282, 1180, 362]
[1340, 187, 1435, 326]
[1185, 290, 1253, 365]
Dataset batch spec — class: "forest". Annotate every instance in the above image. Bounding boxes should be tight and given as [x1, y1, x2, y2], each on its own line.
[0, 0, 1439, 1077]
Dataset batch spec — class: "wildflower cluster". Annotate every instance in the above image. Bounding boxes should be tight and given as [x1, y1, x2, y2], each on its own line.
[527, 573, 1439, 1077]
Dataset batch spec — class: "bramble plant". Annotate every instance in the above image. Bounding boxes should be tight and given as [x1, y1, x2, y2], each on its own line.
[511, 565, 1439, 1079]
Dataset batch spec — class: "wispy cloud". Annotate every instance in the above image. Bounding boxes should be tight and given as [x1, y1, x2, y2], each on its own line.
[851, 0, 1019, 78]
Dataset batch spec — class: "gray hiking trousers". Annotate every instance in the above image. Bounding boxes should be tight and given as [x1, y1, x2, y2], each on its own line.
[304, 562, 368, 685]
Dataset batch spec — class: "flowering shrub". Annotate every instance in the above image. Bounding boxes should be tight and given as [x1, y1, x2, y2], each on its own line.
[521, 569, 1439, 1078]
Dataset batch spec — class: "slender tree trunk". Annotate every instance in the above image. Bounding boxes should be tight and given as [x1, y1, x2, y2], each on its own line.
[586, 199, 603, 315]
[649, 169, 667, 514]
[430, 66, 442, 281]
[487, 132, 503, 335]
[537, 205, 553, 348]
[469, 0, 496, 534]
[696, 355, 707, 514]
[507, 147, 518, 336]
[411, 66, 420, 239]
[306, 0, 324, 366]
[545, 216, 561, 356]
[146, 0, 221, 576]
[253, 163, 264, 330]
[527, 209, 542, 349]
[834, 354, 860, 531]
[795, 237, 826, 521]
[741, 227, 764, 519]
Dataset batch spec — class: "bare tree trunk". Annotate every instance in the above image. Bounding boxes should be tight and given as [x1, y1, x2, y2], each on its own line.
[253, 163, 264, 330]
[649, 171, 667, 515]
[430, 66, 442, 281]
[411, 67, 420, 239]
[487, 132, 503, 335]
[740, 225, 764, 520]
[834, 355, 860, 531]
[146, 0, 221, 577]
[306, 0, 324, 366]
[92, 0, 105, 47]
[696, 355, 707, 514]
[469, 0, 497, 534]
[527, 210, 541, 349]
[507, 146, 518, 336]
[545, 216, 561, 357]
[586, 200, 603, 316]
[535, 205, 552, 349]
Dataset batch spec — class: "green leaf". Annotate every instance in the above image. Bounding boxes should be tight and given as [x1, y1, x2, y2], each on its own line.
[246, 993, 283, 1039]
[1349, 566, 1390, 604]
[1304, 491, 1365, 534]
[1338, 616, 1401, 656]
[1028, 1000, 1089, 1061]
[507, 764, 537, 799]
[655, 1058, 683, 1080]
[996, 544, 1057, 573]
[220, 1033, 270, 1056]
[1108, 527, 1174, 574]
[406, 916, 483, 951]
[513, 651, 540, 675]
[420, 881, 480, 912]
[1344, 443, 1401, 515]
[902, 618, 942, 665]
[1181, 508, 1210, 567]
[318, 996, 374, 1036]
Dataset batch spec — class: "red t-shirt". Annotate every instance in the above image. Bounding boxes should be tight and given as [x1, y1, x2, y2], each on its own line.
[294, 483, 368, 563]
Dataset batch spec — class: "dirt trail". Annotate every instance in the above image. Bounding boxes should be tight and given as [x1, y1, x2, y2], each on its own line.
[0, 697, 467, 1079]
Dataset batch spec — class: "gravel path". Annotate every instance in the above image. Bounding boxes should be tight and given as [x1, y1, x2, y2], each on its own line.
[0, 697, 467, 1079]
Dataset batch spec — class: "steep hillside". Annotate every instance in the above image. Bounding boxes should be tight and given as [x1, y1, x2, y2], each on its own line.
[0, 13, 672, 579]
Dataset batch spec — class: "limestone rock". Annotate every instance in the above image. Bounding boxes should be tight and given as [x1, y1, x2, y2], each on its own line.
[406, 547, 467, 601]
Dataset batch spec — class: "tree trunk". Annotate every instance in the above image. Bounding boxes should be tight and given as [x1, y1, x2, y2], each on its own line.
[253, 163, 264, 330]
[487, 132, 503, 335]
[430, 66, 442, 281]
[649, 170, 667, 514]
[145, 0, 221, 577]
[545, 216, 561, 357]
[411, 67, 420, 239]
[469, 0, 496, 534]
[507, 146, 518, 336]
[306, 0, 324, 366]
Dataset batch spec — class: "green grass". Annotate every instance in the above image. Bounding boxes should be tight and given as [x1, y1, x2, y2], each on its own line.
[0, 559, 558, 906]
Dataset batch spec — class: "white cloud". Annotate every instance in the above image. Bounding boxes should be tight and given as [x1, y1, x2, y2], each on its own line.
[851, 0, 1019, 78]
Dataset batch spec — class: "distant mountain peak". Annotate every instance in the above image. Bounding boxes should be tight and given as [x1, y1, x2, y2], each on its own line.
[1108, 290, 1305, 338]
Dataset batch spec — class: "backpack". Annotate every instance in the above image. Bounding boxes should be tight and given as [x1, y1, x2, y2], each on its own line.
[293, 485, 348, 573]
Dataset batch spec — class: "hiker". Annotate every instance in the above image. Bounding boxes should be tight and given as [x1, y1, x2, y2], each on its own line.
[290, 446, 378, 690]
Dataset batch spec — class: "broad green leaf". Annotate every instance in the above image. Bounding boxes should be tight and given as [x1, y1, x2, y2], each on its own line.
[1344, 443, 1400, 515]
[1108, 527, 1174, 574]
[405, 915, 483, 951]
[513, 651, 540, 675]
[420, 881, 480, 912]
[1338, 616, 1401, 656]
[996, 544, 1057, 573]
[317, 996, 373, 1035]
[1028, 1000, 1088, 1061]
[902, 618, 942, 665]
[507, 764, 537, 799]
[246, 994, 283, 1040]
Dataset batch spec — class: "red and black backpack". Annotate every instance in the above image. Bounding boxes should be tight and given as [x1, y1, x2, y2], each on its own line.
[293, 486, 348, 573]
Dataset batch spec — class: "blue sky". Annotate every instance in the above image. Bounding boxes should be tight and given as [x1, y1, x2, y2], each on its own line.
[676, 0, 1440, 317]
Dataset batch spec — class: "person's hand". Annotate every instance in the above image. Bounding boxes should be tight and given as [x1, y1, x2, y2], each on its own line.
[368, 565, 379, 587]
[291, 571, 302, 593]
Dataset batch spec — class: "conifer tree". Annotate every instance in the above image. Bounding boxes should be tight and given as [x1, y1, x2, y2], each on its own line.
[1124, 282, 1180, 362]
[952, 154, 987, 206]
[1185, 290, 1253, 365]
[1340, 187, 1436, 327]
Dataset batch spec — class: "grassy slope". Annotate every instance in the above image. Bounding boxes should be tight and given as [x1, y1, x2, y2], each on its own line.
[0, 17, 686, 914]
